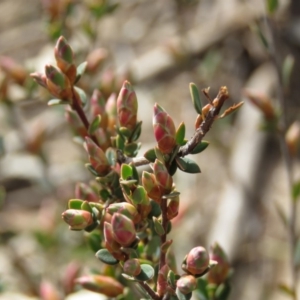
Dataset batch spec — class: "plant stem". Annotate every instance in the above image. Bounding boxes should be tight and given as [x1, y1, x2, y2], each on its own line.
[159, 198, 168, 270]
[178, 86, 229, 157]
[138, 281, 160, 300]
[71, 87, 99, 146]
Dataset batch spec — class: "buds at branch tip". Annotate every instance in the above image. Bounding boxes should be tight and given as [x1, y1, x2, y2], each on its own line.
[62, 209, 93, 230]
[153, 103, 176, 154]
[117, 81, 138, 131]
[75, 275, 124, 297]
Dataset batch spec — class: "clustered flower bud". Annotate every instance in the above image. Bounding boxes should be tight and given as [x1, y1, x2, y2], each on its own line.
[176, 274, 197, 294]
[117, 81, 138, 132]
[207, 243, 230, 285]
[183, 246, 209, 275]
[62, 209, 94, 230]
[84, 137, 111, 176]
[153, 103, 176, 154]
[123, 258, 141, 277]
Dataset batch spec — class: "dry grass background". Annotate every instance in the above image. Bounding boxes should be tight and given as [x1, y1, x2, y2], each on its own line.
[0, 0, 300, 299]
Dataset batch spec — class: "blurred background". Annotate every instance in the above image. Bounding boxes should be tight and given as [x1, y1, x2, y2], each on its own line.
[0, 0, 300, 299]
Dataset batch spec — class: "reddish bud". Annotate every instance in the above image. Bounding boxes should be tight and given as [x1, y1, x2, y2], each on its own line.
[103, 222, 122, 257]
[123, 258, 141, 277]
[75, 275, 124, 297]
[285, 121, 300, 157]
[153, 159, 173, 194]
[62, 209, 94, 230]
[86, 48, 108, 73]
[167, 194, 179, 220]
[62, 262, 81, 295]
[111, 213, 136, 247]
[157, 264, 169, 297]
[45, 64, 72, 100]
[207, 243, 229, 285]
[142, 171, 162, 203]
[117, 81, 138, 131]
[84, 137, 111, 176]
[40, 280, 60, 300]
[107, 202, 140, 224]
[153, 103, 176, 154]
[176, 275, 197, 294]
[75, 182, 99, 202]
[30, 72, 47, 88]
[105, 93, 117, 132]
[183, 246, 209, 275]
[244, 89, 276, 120]
[0, 56, 27, 85]
[54, 36, 76, 83]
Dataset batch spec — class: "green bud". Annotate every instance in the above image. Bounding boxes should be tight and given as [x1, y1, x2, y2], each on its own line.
[153, 159, 173, 194]
[183, 246, 209, 275]
[207, 243, 230, 285]
[123, 258, 141, 277]
[111, 213, 136, 247]
[176, 275, 197, 294]
[153, 103, 176, 154]
[45, 64, 72, 100]
[84, 137, 111, 176]
[117, 81, 138, 131]
[142, 171, 162, 203]
[106, 202, 141, 224]
[62, 209, 93, 230]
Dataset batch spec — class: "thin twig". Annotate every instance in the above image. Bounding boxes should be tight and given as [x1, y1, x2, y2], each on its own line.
[178, 86, 229, 157]
[138, 281, 160, 300]
[70, 88, 99, 146]
[263, 16, 298, 298]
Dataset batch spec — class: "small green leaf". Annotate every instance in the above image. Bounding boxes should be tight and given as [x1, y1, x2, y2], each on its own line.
[152, 217, 165, 236]
[95, 248, 119, 265]
[130, 164, 139, 183]
[124, 142, 139, 157]
[154, 147, 165, 163]
[68, 199, 84, 209]
[85, 163, 100, 176]
[176, 288, 192, 300]
[134, 264, 154, 282]
[292, 181, 300, 202]
[191, 141, 209, 154]
[106, 148, 117, 167]
[121, 164, 133, 180]
[88, 115, 101, 135]
[148, 200, 161, 218]
[176, 157, 201, 173]
[169, 158, 178, 176]
[144, 148, 156, 162]
[176, 122, 186, 146]
[167, 270, 177, 289]
[87, 230, 102, 252]
[81, 201, 93, 213]
[190, 83, 202, 115]
[119, 127, 131, 138]
[74, 86, 87, 106]
[194, 278, 209, 300]
[282, 55, 294, 90]
[48, 99, 66, 106]
[132, 186, 147, 205]
[130, 121, 142, 142]
[267, 0, 278, 13]
[75, 61, 87, 84]
[99, 189, 111, 201]
[116, 134, 125, 151]
[215, 282, 231, 300]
